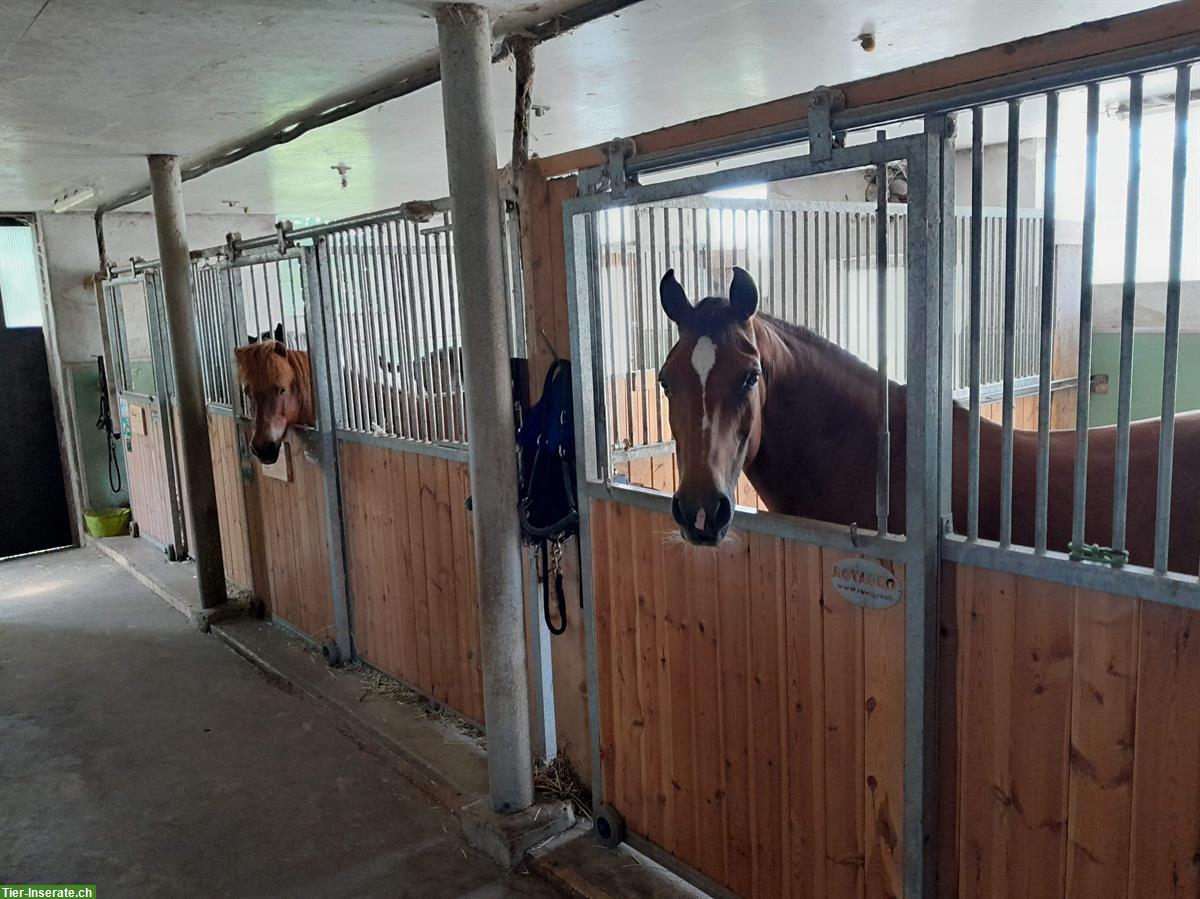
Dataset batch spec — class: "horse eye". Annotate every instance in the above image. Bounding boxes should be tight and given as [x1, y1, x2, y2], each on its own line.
[742, 370, 760, 391]
[278, 387, 288, 396]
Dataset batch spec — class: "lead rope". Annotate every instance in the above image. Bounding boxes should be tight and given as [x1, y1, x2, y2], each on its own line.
[541, 538, 567, 635]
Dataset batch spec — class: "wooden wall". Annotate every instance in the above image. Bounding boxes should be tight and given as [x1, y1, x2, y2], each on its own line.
[207, 412, 253, 589]
[591, 498, 905, 898]
[123, 398, 176, 548]
[338, 440, 485, 723]
[244, 430, 335, 641]
[939, 564, 1200, 899]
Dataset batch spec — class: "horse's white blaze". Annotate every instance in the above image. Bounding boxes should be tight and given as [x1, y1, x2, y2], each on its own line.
[691, 336, 717, 431]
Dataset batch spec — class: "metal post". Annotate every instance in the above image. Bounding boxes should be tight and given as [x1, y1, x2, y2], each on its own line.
[305, 239, 355, 663]
[146, 154, 226, 609]
[436, 2, 534, 815]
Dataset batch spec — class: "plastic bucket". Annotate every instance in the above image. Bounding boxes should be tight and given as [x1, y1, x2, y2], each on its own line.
[84, 507, 131, 538]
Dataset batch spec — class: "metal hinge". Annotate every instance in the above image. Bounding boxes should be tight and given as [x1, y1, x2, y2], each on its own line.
[224, 231, 243, 263]
[275, 220, 294, 254]
[578, 138, 638, 196]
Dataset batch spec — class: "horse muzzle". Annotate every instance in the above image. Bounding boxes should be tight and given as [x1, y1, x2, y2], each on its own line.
[252, 440, 280, 465]
[671, 491, 734, 546]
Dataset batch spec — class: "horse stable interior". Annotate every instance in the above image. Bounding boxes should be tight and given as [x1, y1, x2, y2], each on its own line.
[5, 1, 1200, 896]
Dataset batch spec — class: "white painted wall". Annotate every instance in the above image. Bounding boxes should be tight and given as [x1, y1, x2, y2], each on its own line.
[40, 211, 273, 365]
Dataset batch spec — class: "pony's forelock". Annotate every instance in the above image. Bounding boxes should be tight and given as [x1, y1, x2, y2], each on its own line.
[236, 341, 296, 392]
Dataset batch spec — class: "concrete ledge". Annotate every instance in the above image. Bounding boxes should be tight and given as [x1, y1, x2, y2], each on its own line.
[528, 826, 707, 899]
[89, 536, 251, 631]
[460, 797, 576, 869]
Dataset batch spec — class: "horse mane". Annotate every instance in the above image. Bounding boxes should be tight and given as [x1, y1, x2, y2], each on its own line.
[234, 340, 315, 422]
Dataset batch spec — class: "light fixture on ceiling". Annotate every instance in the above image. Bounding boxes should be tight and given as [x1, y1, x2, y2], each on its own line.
[52, 187, 95, 213]
[855, 28, 876, 52]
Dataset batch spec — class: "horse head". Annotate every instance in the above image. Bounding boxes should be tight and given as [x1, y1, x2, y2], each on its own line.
[234, 340, 314, 464]
[658, 267, 763, 546]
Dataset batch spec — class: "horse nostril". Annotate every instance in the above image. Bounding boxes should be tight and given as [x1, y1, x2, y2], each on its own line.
[671, 495, 686, 528]
[713, 495, 733, 531]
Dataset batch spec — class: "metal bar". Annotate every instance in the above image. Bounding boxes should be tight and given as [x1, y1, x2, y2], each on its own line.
[142, 273, 188, 559]
[333, 232, 360, 432]
[619, 37, 1200, 180]
[999, 100, 1021, 547]
[875, 132, 890, 536]
[329, 233, 355, 430]
[436, 2, 533, 814]
[1154, 65, 1192, 575]
[902, 128, 944, 899]
[1035, 92, 1059, 553]
[372, 224, 401, 437]
[303, 239, 354, 661]
[146, 156, 225, 605]
[967, 110, 984, 540]
[444, 223, 469, 444]
[943, 535, 1200, 610]
[1112, 73, 1144, 558]
[1072, 83, 1101, 554]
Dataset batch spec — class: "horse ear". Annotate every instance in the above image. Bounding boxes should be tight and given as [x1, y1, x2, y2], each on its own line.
[729, 267, 759, 321]
[248, 333, 258, 343]
[274, 322, 284, 344]
[659, 269, 692, 327]
[272, 341, 288, 358]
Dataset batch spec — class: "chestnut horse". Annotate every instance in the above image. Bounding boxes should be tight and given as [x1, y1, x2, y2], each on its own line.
[235, 340, 315, 464]
[657, 267, 1200, 571]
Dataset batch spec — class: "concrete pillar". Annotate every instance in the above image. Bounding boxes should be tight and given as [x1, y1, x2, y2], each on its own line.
[436, 3, 533, 814]
[146, 155, 226, 609]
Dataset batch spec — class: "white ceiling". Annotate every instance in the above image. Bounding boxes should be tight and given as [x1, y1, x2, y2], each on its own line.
[1, 0, 1171, 229]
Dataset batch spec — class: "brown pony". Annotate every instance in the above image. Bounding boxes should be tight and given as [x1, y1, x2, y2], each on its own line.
[234, 340, 315, 464]
[657, 267, 1200, 571]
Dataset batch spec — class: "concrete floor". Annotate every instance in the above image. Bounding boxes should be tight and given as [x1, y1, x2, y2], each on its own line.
[0, 548, 556, 899]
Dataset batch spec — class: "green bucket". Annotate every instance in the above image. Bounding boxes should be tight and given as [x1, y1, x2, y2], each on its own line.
[84, 507, 131, 538]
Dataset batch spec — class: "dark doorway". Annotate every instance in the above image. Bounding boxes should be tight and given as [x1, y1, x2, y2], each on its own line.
[0, 220, 72, 558]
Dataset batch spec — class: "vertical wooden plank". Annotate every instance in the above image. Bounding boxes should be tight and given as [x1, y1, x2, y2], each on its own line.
[1066, 592, 1138, 899]
[608, 501, 643, 829]
[404, 450, 434, 694]
[1006, 576, 1074, 899]
[822, 548, 866, 898]
[718, 533, 754, 897]
[786, 540, 826, 898]
[630, 506, 665, 843]
[691, 534, 727, 888]
[747, 532, 786, 897]
[462, 462, 484, 718]
[663, 517, 697, 860]
[649, 507, 676, 854]
[590, 499, 616, 807]
[956, 565, 1017, 899]
[936, 563, 962, 899]
[418, 453, 450, 703]
[863, 559, 905, 899]
[377, 447, 402, 674]
[429, 458, 460, 710]
[1128, 601, 1200, 898]
[448, 460, 479, 720]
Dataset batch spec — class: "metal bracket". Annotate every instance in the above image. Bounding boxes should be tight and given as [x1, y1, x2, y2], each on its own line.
[807, 86, 846, 162]
[275, 220, 294, 254]
[577, 139, 638, 197]
[224, 231, 243, 263]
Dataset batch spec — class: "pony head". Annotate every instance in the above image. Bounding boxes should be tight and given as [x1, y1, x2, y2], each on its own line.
[234, 340, 312, 464]
[657, 267, 763, 546]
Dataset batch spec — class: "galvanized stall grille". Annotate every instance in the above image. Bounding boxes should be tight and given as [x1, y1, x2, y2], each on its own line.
[321, 202, 524, 445]
[192, 261, 231, 406]
[944, 63, 1200, 586]
[596, 197, 1043, 454]
[234, 252, 308, 352]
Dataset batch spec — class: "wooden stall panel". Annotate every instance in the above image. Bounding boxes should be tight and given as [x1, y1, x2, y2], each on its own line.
[339, 440, 485, 723]
[206, 413, 252, 589]
[245, 430, 335, 641]
[123, 398, 175, 548]
[943, 564, 1200, 899]
[592, 498, 905, 897]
